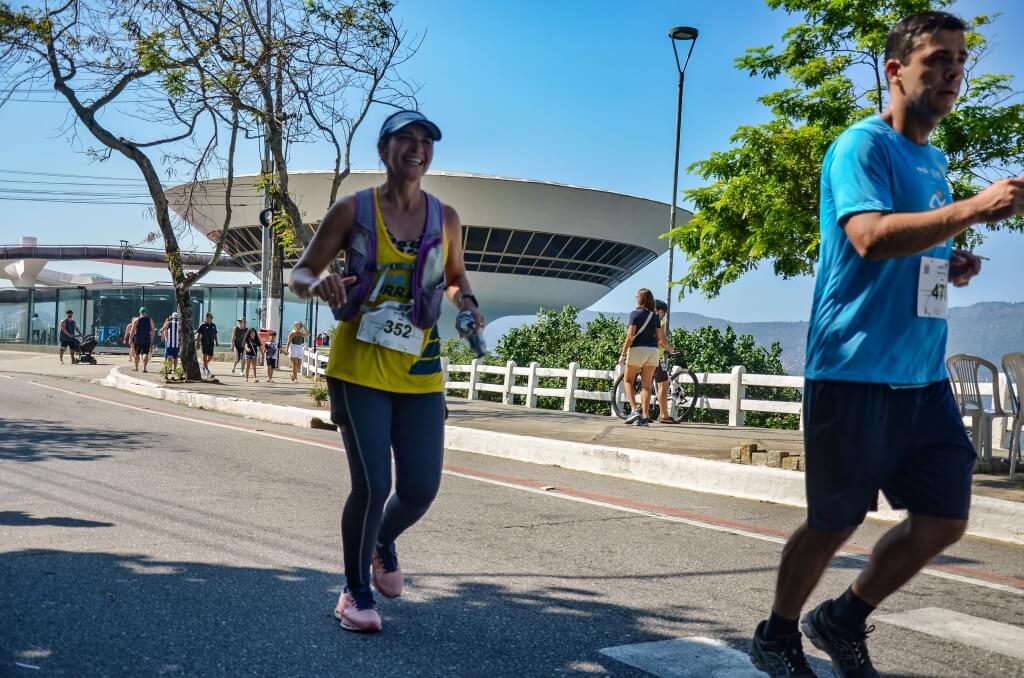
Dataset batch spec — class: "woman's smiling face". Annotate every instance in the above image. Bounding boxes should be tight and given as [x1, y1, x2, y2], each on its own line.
[379, 123, 434, 180]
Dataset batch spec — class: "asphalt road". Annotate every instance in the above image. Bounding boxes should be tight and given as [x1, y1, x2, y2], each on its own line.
[2, 353, 1023, 677]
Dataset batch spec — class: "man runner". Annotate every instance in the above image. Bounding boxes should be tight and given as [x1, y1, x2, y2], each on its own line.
[750, 11, 1024, 677]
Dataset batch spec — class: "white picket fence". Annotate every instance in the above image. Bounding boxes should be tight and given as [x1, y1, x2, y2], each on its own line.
[303, 347, 804, 427]
[303, 347, 1019, 442]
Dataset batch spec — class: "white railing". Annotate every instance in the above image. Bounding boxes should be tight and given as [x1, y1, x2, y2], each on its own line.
[302, 347, 1017, 440]
[441, 358, 803, 427]
[304, 348, 803, 428]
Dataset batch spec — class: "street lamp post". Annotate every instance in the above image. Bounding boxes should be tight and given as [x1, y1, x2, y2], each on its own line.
[664, 26, 699, 332]
[119, 239, 130, 286]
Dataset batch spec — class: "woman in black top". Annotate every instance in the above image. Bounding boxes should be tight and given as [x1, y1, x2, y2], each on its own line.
[617, 288, 672, 426]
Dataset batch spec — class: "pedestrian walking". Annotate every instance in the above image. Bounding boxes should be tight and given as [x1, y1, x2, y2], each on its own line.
[242, 328, 262, 382]
[58, 309, 79, 364]
[265, 330, 279, 382]
[289, 109, 484, 633]
[131, 308, 154, 373]
[749, 12, 1024, 678]
[230, 317, 246, 374]
[653, 300, 676, 424]
[160, 311, 182, 374]
[123, 315, 138, 363]
[617, 288, 672, 427]
[195, 313, 218, 377]
[286, 321, 308, 383]
[30, 313, 42, 344]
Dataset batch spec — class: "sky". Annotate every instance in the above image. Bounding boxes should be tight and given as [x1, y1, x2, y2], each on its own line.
[2, 0, 1023, 322]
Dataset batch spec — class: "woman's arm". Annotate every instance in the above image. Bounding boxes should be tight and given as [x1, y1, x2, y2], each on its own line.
[656, 326, 673, 355]
[290, 196, 358, 305]
[442, 205, 485, 329]
[618, 325, 636, 365]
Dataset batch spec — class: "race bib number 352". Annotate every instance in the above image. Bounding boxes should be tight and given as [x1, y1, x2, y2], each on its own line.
[917, 256, 948, 319]
[356, 302, 424, 355]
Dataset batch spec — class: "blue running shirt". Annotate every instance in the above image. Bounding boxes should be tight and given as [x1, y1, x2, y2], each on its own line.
[805, 115, 952, 384]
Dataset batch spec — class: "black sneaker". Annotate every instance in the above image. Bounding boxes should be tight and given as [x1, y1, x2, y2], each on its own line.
[750, 620, 817, 677]
[800, 600, 879, 677]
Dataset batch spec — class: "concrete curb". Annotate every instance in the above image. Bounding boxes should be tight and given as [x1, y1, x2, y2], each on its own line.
[98, 366, 335, 430]
[99, 367, 1024, 546]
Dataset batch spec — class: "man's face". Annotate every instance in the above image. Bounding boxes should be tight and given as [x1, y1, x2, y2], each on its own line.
[206, 315, 213, 322]
[657, 310, 666, 320]
[889, 29, 967, 119]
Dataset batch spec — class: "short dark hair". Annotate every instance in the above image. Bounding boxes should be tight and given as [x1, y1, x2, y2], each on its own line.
[655, 299, 668, 312]
[885, 11, 966, 64]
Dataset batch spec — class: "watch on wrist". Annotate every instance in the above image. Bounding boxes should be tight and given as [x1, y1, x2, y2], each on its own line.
[461, 293, 479, 309]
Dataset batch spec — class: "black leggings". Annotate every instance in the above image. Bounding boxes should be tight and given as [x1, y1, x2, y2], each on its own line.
[327, 378, 446, 603]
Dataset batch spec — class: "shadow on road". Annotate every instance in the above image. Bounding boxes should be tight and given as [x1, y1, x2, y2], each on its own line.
[0, 511, 114, 528]
[0, 549, 736, 677]
[0, 418, 162, 463]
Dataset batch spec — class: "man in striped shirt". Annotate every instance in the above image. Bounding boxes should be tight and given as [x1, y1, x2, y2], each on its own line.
[160, 311, 182, 375]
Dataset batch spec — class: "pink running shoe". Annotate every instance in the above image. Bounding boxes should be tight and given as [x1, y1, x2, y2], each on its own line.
[333, 592, 381, 633]
[372, 543, 403, 599]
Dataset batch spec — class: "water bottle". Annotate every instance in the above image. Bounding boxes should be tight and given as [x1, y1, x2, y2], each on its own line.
[455, 310, 486, 358]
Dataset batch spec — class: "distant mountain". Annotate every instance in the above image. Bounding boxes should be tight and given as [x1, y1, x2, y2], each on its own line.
[483, 302, 1024, 376]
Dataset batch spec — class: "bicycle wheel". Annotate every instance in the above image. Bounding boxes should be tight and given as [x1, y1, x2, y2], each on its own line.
[611, 374, 660, 420]
[611, 375, 628, 419]
[671, 368, 699, 422]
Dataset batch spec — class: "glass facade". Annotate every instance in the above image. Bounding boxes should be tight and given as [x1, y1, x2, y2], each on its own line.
[460, 225, 658, 288]
[0, 289, 29, 342]
[0, 284, 289, 351]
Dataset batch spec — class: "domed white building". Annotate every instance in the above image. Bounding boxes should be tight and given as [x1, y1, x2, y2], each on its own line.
[167, 170, 687, 325]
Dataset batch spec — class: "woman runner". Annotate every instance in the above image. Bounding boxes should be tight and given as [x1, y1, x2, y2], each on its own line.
[289, 110, 483, 633]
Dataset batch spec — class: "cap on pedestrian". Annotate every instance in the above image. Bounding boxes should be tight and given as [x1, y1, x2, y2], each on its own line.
[238, 316, 245, 321]
[171, 311, 179, 318]
[139, 307, 147, 314]
[379, 109, 442, 143]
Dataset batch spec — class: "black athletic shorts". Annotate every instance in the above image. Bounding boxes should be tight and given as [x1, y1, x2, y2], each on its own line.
[266, 358, 278, 369]
[60, 338, 74, 348]
[134, 341, 151, 355]
[201, 342, 214, 357]
[803, 379, 975, 532]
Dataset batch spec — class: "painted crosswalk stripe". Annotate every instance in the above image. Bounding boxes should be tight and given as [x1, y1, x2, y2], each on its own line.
[599, 637, 833, 677]
[876, 607, 1024, 662]
[600, 637, 764, 677]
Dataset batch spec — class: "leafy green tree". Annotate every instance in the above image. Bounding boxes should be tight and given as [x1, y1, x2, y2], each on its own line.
[669, 325, 800, 428]
[0, 0, 244, 380]
[673, 0, 1024, 298]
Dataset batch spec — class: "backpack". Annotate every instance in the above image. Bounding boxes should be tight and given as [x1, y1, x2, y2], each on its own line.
[332, 187, 446, 330]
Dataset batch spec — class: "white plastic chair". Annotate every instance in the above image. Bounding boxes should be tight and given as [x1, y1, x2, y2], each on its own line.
[1002, 352, 1024, 480]
[946, 354, 1013, 463]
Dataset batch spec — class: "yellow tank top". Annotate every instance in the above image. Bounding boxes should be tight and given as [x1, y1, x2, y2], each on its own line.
[325, 188, 447, 394]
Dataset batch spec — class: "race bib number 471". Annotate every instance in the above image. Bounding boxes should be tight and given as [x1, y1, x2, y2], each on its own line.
[917, 256, 948, 319]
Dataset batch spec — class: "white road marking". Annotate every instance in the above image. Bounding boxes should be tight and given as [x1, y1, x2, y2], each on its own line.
[0, 374, 14, 379]
[13, 376, 1024, 598]
[876, 607, 1024, 661]
[600, 637, 768, 677]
